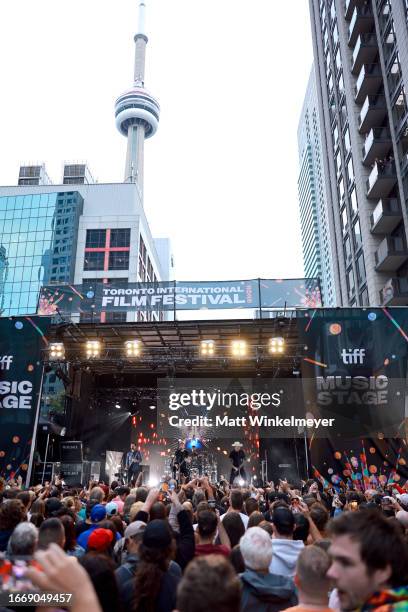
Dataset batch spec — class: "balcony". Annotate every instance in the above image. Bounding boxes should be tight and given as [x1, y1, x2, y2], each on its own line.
[348, 5, 374, 47]
[374, 236, 408, 272]
[355, 64, 383, 104]
[345, 0, 369, 21]
[370, 198, 402, 234]
[358, 95, 387, 133]
[362, 127, 392, 166]
[380, 277, 408, 306]
[366, 161, 396, 199]
[352, 34, 378, 75]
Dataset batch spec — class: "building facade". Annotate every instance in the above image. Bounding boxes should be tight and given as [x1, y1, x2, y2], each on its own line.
[309, 0, 408, 306]
[298, 66, 337, 306]
[0, 178, 171, 321]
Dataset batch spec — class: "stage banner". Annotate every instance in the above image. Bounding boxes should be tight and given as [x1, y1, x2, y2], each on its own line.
[0, 316, 50, 483]
[37, 278, 322, 315]
[297, 308, 408, 487]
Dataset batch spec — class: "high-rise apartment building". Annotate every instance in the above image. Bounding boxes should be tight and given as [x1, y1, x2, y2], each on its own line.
[298, 66, 337, 306]
[0, 2, 173, 321]
[309, 0, 408, 306]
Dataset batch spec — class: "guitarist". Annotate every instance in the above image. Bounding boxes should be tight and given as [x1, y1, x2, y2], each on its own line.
[229, 441, 246, 485]
[173, 440, 190, 482]
[124, 443, 142, 485]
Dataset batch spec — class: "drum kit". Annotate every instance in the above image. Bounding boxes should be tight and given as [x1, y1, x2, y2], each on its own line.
[167, 452, 218, 483]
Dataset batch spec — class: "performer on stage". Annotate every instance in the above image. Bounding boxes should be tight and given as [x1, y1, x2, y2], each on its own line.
[123, 443, 142, 485]
[172, 440, 190, 482]
[229, 441, 246, 485]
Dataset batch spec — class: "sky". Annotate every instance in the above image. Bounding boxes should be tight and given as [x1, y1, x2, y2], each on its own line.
[0, 0, 313, 282]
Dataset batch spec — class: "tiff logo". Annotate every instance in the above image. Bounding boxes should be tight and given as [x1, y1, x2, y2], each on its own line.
[341, 349, 365, 365]
[0, 356, 13, 370]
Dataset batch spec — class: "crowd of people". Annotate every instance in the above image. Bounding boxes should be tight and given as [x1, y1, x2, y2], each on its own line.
[1, 472, 408, 612]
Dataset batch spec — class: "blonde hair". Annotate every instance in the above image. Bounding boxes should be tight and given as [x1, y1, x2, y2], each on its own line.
[129, 501, 144, 521]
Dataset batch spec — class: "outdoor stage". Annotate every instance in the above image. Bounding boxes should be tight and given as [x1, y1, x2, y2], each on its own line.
[37, 314, 308, 486]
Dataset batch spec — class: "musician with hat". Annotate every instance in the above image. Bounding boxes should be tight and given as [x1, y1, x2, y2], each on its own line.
[229, 441, 246, 485]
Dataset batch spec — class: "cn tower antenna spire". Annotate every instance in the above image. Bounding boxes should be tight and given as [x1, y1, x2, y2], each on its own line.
[114, 0, 160, 195]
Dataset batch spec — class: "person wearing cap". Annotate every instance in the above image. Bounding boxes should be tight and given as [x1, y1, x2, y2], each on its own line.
[269, 507, 304, 578]
[105, 501, 118, 517]
[121, 519, 181, 612]
[115, 521, 146, 599]
[87, 527, 114, 554]
[77, 504, 107, 550]
[229, 442, 246, 485]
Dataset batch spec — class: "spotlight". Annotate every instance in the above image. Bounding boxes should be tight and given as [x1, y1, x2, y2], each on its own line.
[231, 340, 247, 357]
[86, 340, 101, 359]
[237, 478, 245, 486]
[49, 342, 65, 361]
[125, 340, 141, 357]
[269, 337, 285, 354]
[149, 405, 156, 410]
[148, 476, 159, 487]
[200, 340, 215, 357]
[115, 403, 121, 410]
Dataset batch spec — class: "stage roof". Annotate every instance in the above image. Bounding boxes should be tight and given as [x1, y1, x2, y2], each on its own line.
[47, 315, 302, 375]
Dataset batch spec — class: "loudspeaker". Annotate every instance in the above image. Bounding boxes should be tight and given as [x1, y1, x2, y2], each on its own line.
[60, 441, 83, 462]
[33, 462, 54, 485]
[259, 438, 309, 485]
[60, 462, 83, 486]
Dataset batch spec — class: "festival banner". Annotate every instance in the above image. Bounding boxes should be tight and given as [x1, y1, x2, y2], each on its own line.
[0, 316, 50, 483]
[297, 308, 408, 487]
[37, 278, 322, 316]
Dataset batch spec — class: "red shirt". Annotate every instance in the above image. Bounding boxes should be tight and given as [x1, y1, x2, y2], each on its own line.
[195, 543, 230, 558]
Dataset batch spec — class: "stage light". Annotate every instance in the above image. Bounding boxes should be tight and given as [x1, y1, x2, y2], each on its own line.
[86, 340, 101, 359]
[49, 342, 65, 361]
[149, 405, 155, 410]
[200, 340, 215, 357]
[125, 340, 141, 357]
[231, 340, 247, 357]
[148, 476, 159, 487]
[115, 403, 121, 409]
[238, 478, 245, 486]
[269, 337, 285, 354]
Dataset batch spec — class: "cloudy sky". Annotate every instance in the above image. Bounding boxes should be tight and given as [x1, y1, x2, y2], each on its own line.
[0, 0, 313, 282]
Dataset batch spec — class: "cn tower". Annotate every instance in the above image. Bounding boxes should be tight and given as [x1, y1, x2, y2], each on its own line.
[114, 0, 160, 195]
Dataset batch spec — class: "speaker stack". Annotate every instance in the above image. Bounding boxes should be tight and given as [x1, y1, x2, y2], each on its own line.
[60, 441, 83, 486]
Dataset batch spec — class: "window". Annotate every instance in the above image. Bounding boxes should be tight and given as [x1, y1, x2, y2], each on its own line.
[338, 176, 345, 202]
[335, 150, 342, 176]
[86, 229, 106, 248]
[341, 207, 348, 235]
[347, 157, 355, 184]
[344, 128, 351, 153]
[350, 186, 358, 216]
[108, 251, 129, 270]
[347, 268, 355, 299]
[84, 251, 105, 271]
[360, 287, 369, 306]
[110, 228, 130, 248]
[333, 124, 339, 149]
[333, 22, 339, 47]
[353, 219, 362, 250]
[356, 253, 366, 285]
[335, 49, 341, 74]
[344, 236, 352, 263]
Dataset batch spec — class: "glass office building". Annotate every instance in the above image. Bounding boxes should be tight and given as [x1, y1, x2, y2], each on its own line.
[0, 191, 83, 316]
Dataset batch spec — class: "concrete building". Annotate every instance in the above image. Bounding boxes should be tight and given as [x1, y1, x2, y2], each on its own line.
[0, 1, 173, 321]
[298, 66, 337, 306]
[309, 0, 408, 306]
